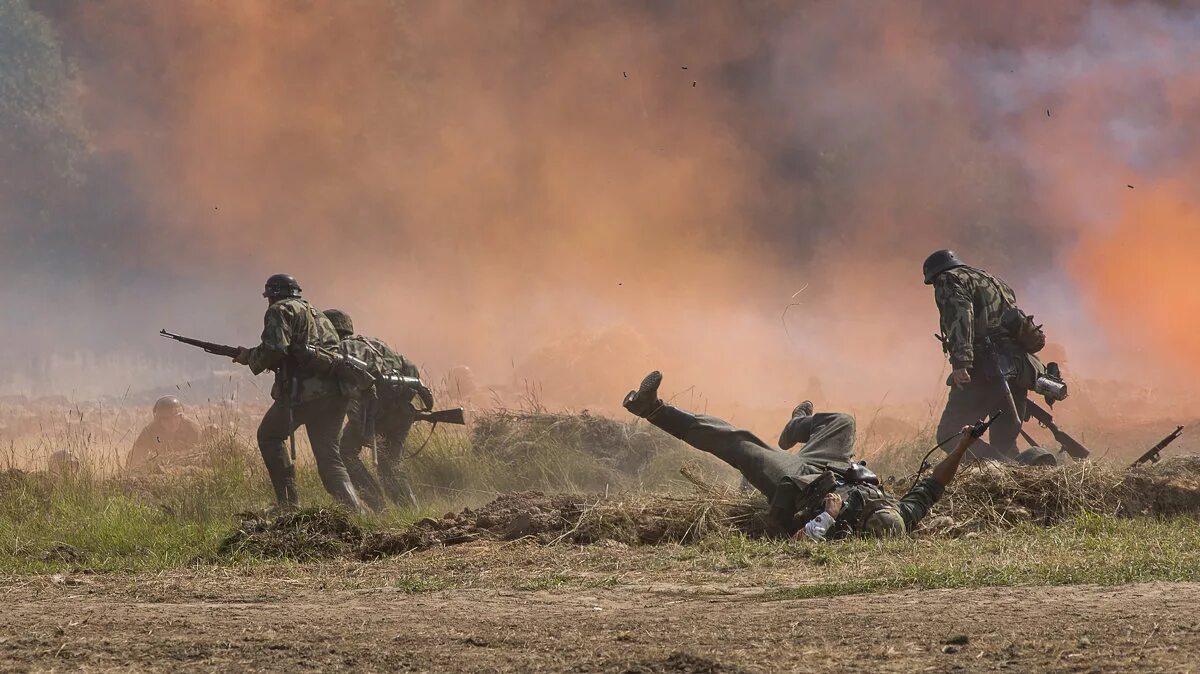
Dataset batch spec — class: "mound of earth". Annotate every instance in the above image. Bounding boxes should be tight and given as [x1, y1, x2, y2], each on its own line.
[360, 490, 773, 558]
[935, 455, 1200, 529]
[471, 411, 675, 474]
[219, 508, 365, 560]
[571, 653, 750, 674]
[218, 457, 1200, 561]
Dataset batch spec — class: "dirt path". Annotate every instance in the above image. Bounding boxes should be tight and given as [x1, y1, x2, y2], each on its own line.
[2, 576, 1199, 672]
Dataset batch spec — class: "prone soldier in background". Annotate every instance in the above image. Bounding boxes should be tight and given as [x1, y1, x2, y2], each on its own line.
[126, 396, 203, 471]
[923, 250, 1055, 465]
[324, 309, 432, 511]
[231, 274, 363, 512]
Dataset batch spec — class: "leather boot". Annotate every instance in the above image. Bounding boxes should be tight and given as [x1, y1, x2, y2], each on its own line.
[778, 400, 815, 450]
[327, 479, 365, 514]
[267, 462, 300, 512]
[622, 370, 664, 418]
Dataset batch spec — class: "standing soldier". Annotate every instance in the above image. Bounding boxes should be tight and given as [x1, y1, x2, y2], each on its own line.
[231, 274, 363, 512]
[923, 250, 1049, 463]
[322, 309, 431, 511]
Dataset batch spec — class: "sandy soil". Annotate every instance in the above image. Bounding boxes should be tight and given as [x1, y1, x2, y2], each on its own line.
[2, 572, 1199, 673]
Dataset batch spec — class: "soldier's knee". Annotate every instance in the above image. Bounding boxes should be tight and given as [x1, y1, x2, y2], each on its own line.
[256, 422, 280, 446]
[831, 413, 855, 433]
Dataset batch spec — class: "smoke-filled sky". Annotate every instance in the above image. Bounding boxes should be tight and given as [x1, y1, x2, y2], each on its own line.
[1, 0, 1197, 413]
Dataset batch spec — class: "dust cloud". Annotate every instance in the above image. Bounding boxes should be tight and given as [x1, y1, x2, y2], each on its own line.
[2, 1, 1196, 432]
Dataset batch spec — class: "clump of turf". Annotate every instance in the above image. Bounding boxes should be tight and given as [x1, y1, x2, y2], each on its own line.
[219, 508, 364, 560]
[359, 490, 774, 558]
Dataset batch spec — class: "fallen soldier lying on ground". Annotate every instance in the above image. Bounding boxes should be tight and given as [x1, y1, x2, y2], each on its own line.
[622, 371, 982, 540]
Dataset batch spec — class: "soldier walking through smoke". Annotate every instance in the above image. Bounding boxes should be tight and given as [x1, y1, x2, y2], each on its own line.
[230, 274, 364, 512]
[924, 250, 1056, 464]
[623, 371, 982, 539]
[323, 309, 431, 511]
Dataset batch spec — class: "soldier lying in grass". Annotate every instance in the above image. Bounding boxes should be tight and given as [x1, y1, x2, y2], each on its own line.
[622, 371, 980, 540]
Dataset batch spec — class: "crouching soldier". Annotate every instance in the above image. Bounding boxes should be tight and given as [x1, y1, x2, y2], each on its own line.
[623, 371, 980, 539]
[323, 309, 431, 511]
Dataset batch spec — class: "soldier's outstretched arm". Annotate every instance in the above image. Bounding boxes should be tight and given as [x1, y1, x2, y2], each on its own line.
[931, 426, 978, 488]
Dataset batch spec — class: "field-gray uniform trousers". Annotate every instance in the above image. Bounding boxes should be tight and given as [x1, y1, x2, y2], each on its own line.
[938, 367, 1028, 462]
[257, 395, 362, 511]
[650, 408, 856, 502]
[340, 398, 418, 510]
[647, 406, 942, 532]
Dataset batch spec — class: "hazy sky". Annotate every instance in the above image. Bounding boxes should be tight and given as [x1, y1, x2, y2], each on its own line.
[2, 0, 1197, 412]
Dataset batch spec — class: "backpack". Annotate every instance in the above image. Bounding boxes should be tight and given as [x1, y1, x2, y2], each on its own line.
[1000, 307, 1046, 354]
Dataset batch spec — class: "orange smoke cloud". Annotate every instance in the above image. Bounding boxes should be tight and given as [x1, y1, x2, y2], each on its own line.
[1072, 184, 1200, 375]
[11, 0, 1193, 425]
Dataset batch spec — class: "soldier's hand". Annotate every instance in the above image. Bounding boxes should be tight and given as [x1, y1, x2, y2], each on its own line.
[232, 347, 251, 365]
[822, 492, 843, 518]
[955, 425, 979, 453]
[951, 368, 972, 388]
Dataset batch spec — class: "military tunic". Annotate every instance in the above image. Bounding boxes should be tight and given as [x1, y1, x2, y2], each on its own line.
[246, 297, 341, 402]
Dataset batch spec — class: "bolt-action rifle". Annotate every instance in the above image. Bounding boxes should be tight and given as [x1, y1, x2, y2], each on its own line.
[1132, 426, 1185, 468]
[159, 329, 241, 359]
[160, 329, 299, 461]
[1024, 400, 1091, 460]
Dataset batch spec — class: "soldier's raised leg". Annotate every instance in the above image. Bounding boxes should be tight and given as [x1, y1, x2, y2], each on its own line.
[376, 404, 418, 509]
[300, 397, 365, 513]
[779, 402, 856, 465]
[338, 399, 388, 512]
[623, 371, 810, 500]
[986, 386, 1028, 459]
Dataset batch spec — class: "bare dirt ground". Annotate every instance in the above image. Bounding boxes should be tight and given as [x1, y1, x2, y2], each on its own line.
[3, 568, 1199, 673]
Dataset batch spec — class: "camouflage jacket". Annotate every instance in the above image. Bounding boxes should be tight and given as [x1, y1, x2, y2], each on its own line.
[246, 297, 341, 402]
[340, 334, 419, 401]
[932, 266, 1020, 370]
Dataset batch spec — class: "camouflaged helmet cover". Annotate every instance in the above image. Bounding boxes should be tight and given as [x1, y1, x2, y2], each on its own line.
[323, 309, 355, 337]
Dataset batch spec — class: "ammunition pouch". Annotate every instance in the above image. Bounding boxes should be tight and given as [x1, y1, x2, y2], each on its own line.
[1001, 307, 1046, 354]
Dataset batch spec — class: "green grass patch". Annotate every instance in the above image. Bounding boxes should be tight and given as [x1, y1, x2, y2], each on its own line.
[770, 515, 1200, 599]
